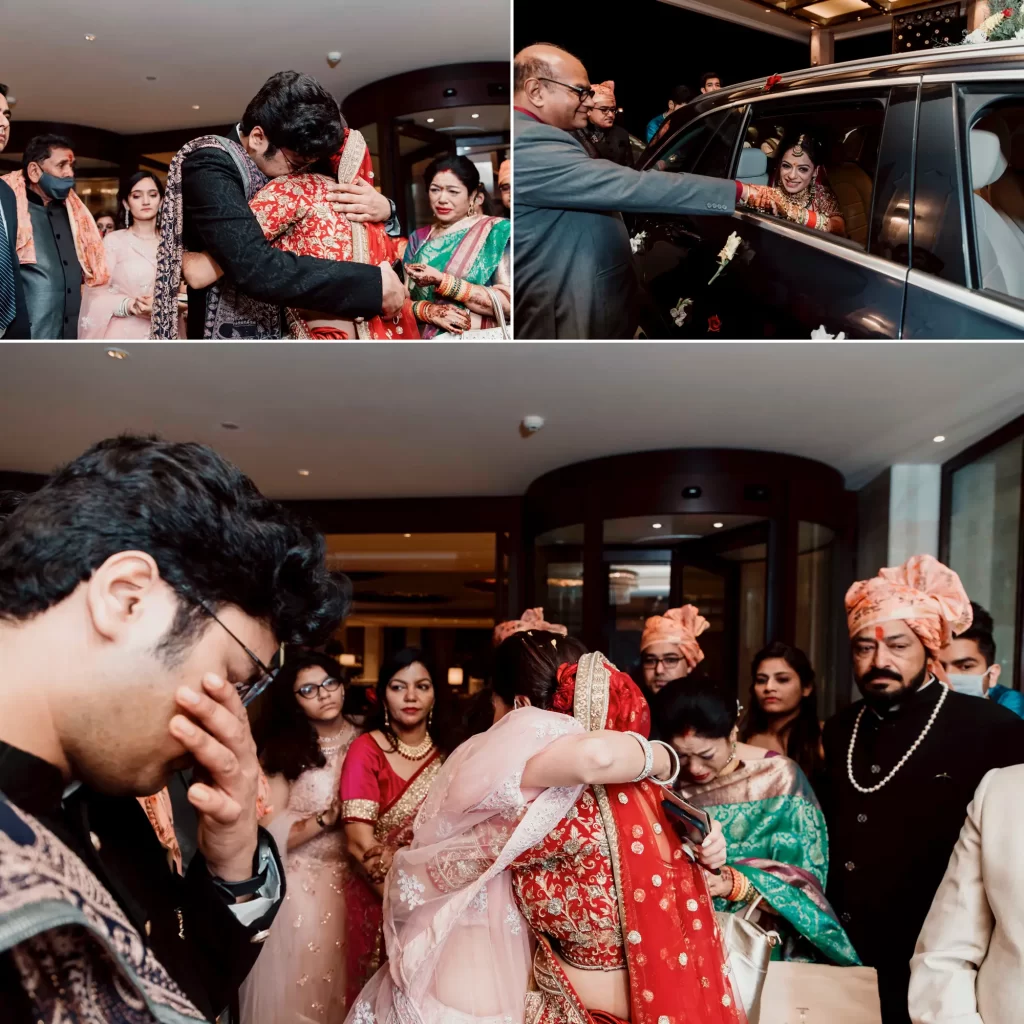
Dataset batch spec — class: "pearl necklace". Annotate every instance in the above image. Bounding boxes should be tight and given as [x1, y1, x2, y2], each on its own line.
[846, 682, 947, 794]
[395, 734, 434, 761]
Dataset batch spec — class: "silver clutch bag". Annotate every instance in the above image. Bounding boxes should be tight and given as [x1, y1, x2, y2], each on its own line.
[716, 896, 780, 1024]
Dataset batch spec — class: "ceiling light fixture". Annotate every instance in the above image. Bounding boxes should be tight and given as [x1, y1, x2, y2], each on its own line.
[297, 469, 310, 477]
[713, 522, 724, 529]
[191, 104, 200, 110]
[933, 435, 946, 443]
[105, 347, 129, 360]
[471, 113, 480, 119]
[652, 523, 663, 529]
[403, 533, 412, 538]
[426, 117, 435, 123]
[85, 34, 97, 41]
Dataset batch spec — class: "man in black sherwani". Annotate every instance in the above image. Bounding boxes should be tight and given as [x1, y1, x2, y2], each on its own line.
[821, 555, 1024, 1024]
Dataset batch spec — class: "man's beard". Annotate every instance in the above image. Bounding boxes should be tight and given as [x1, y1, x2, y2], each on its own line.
[856, 661, 929, 710]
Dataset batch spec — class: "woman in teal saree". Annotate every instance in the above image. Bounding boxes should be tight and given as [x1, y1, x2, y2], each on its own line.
[653, 676, 860, 966]
[403, 154, 510, 338]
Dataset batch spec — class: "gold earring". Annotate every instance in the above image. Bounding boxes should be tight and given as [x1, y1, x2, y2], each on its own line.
[428, 707, 434, 727]
[384, 705, 390, 729]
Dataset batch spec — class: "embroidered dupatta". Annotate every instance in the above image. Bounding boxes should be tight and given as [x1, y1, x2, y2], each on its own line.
[678, 756, 860, 966]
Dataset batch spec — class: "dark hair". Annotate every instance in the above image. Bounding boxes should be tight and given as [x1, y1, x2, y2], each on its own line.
[367, 647, 454, 755]
[741, 642, 823, 782]
[955, 601, 997, 667]
[118, 171, 164, 229]
[23, 134, 74, 173]
[240, 71, 343, 161]
[0, 83, 8, 98]
[492, 630, 589, 708]
[514, 44, 568, 93]
[260, 649, 350, 781]
[669, 85, 694, 106]
[651, 675, 738, 742]
[700, 72, 722, 89]
[0, 435, 350, 659]
[424, 154, 481, 195]
[779, 131, 825, 168]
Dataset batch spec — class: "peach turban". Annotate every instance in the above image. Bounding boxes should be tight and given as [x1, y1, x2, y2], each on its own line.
[640, 605, 709, 670]
[845, 554, 972, 679]
[592, 80, 616, 106]
[498, 159, 510, 187]
[493, 607, 568, 646]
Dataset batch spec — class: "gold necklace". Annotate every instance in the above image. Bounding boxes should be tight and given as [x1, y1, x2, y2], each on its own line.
[394, 734, 435, 760]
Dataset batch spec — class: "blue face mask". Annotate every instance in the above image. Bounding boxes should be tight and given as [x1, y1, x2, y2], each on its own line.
[38, 172, 76, 201]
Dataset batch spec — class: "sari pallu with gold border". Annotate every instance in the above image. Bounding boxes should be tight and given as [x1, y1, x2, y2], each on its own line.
[678, 756, 860, 967]
[525, 655, 743, 1024]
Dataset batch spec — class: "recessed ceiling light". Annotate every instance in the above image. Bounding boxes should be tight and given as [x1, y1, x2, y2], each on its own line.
[220, 421, 240, 431]
[85, 34, 96, 41]
[297, 469, 310, 477]
[652, 523, 663, 529]
[471, 113, 480, 119]
[146, 76, 157, 81]
[191, 104, 200, 110]
[403, 533, 412, 538]
[933, 435, 946, 443]
[105, 347, 129, 360]
[713, 522, 724, 529]
[426, 117, 435, 123]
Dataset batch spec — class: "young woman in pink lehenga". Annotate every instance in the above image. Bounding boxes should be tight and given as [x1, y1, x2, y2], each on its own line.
[239, 650, 359, 1024]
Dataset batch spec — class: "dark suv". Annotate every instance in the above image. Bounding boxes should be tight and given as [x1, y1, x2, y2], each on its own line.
[630, 42, 1024, 339]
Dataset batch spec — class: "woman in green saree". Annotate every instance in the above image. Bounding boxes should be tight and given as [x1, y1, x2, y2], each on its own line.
[653, 675, 860, 966]
[403, 154, 511, 338]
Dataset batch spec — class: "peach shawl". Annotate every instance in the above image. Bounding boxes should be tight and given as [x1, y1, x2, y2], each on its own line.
[0, 170, 109, 287]
[640, 604, 709, 669]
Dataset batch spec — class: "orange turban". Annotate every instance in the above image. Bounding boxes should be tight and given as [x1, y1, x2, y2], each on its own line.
[493, 607, 568, 646]
[845, 554, 972, 680]
[592, 80, 616, 106]
[640, 605, 709, 670]
[498, 159, 510, 187]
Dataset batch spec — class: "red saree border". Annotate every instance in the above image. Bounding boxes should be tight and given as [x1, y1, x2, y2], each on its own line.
[374, 749, 443, 844]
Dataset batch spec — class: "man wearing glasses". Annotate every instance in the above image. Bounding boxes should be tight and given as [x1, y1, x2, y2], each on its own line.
[160, 70, 406, 339]
[0, 435, 349, 1021]
[514, 44, 768, 339]
[575, 80, 634, 167]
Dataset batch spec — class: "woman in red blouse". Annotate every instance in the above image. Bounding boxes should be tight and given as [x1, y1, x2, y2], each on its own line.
[345, 633, 742, 1024]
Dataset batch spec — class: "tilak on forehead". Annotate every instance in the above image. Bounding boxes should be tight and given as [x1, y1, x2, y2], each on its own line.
[845, 554, 972, 681]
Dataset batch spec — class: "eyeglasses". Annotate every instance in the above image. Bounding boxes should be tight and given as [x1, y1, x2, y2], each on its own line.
[537, 78, 595, 103]
[296, 677, 343, 700]
[641, 654, 684, 670]
[592, 105, 618, 115]
[192, 597, 280, 705]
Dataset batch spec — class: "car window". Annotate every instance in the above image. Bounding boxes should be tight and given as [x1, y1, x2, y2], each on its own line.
[740, 92, 888, 251]
[649, 107, 745, 179]
[960, 86, 1024, 305]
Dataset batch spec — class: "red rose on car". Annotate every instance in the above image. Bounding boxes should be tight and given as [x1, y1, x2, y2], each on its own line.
[708, 315, 722, 333]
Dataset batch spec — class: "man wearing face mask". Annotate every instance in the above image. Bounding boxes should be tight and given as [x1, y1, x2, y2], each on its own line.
[939, 601, 1024, 718]
[0, 134, 109, 338]
[820, 556, 1024, 1024]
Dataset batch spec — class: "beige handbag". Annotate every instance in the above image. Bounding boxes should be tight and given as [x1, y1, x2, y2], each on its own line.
[716, 897, 779, 1024]
[759, 962, 882, 1024]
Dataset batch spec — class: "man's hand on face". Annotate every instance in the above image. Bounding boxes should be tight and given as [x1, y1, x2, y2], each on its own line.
[379, 260, 405, 319]
[171, 673, 260, 883]
[327, 179, 392, 223]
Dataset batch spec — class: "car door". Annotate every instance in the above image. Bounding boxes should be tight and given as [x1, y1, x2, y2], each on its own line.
[902, 78, 1024, 338]
[634, 86, 912, 339]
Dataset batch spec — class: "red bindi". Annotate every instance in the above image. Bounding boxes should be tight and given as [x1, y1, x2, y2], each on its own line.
[874, 625, 886, 641]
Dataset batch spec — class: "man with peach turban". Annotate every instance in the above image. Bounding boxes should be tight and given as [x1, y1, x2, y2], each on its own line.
[821, 554, 1024, 1024]
[640, 604, 709, 693]
[493, 606, 567, 647]
[497, 159, 510, 211]
[574, 80, 634, 167]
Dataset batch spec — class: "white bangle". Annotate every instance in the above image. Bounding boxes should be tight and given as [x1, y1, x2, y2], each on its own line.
[625, 731, 654, 783]
[114, 297, 131, 318]
[649, 740, 681, 787]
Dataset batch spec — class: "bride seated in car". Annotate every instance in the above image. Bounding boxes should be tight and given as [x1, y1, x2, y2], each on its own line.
[747, 130, 846, 237]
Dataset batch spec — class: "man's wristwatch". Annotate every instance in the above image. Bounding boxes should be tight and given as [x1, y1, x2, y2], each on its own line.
[315, 811, 327, 829]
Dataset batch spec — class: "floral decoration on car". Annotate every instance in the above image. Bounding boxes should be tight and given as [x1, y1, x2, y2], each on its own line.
[709, 232, 742, 285]
[810, 324, 847, 340]
[670, 297, 693, 327]
[764, 74, 783, 92]
[708, 315, 722, 333]
[630, 231, 647, 254]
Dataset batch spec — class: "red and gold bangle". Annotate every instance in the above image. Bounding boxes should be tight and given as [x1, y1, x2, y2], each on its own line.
[726, 868, 746, 903]
[439, 272, 473, 306]
[804, 209, 818, 230]
[412, 300, 433, 322]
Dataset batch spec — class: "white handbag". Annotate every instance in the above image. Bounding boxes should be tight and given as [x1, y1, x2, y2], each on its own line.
[716, 897, 780, 1024]
[758, 962, 882, 1024]
[433, 288, 511, 341]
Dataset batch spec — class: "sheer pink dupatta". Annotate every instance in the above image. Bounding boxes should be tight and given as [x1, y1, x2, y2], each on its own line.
[345, 706, 584, 1024]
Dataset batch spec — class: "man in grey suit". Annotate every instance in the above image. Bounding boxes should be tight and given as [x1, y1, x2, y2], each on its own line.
[0, 83, 29, 340]
[514, 44, 762, 340]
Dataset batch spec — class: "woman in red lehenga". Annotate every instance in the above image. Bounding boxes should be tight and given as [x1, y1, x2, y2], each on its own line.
[339, 647, 447, 1010]
[345, 631, 743, 1024]
[182, 127, 419, 340]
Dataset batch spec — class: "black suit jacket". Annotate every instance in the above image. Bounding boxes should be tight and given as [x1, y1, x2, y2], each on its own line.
[0, 179, 30, 340]
[181, 139, 383, 338]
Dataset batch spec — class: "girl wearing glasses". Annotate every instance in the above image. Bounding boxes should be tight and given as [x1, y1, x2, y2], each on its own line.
[239, 650, 359, 1024]
[640, 604, 710, 695]
[339, 647, 449, 1007]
